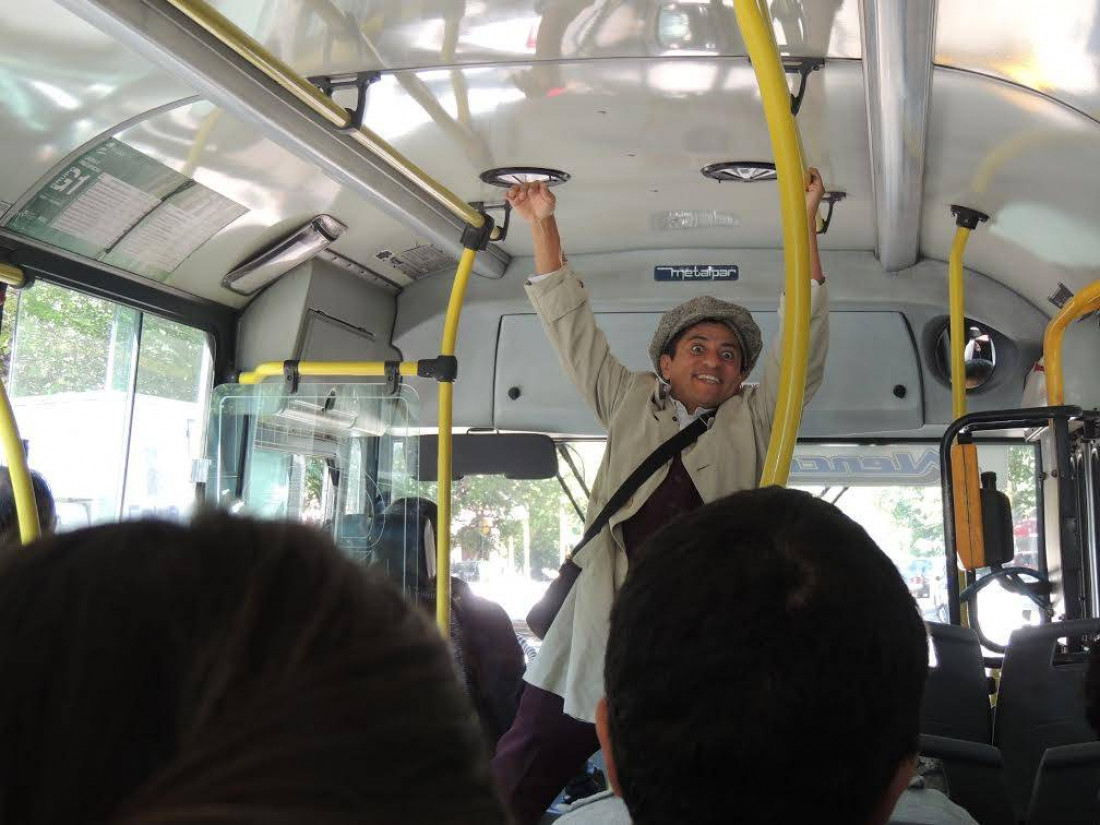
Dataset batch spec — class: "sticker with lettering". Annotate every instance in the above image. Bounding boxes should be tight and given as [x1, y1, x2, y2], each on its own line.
[654, 265, 739, 282]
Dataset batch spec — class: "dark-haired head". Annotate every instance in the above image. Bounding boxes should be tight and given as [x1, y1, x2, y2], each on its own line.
[0, 513, 507, 825]
[600, 487, 927, 825]
[0, 467, 56, 544]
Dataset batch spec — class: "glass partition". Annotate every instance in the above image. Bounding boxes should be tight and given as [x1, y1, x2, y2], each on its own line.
[205, 382, 422, 592]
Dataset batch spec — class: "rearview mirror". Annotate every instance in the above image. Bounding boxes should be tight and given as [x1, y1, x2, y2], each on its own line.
[417, 433, 558, 481]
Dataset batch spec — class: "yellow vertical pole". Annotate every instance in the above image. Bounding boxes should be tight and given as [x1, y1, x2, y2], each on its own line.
[0, 381, 39, 544]
[435, 247, 477, 632]
[734, 0, 811, 487]
[948, 227, 971, 421]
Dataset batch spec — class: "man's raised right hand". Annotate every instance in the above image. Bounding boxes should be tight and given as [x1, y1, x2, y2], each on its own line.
[506, 181, 556, 223]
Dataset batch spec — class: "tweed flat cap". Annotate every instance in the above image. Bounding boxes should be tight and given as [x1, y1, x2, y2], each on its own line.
[649, 296, 763, 375]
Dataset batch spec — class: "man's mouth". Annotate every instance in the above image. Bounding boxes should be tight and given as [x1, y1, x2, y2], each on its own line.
[694, 374, 720, 385]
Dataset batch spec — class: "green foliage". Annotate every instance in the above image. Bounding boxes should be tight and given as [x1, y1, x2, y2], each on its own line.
[1005, 445, 1037, 519]
[136, 316, 208, 402]
[418, 472, 583, 576]
[8, 282, 123, 396]
[875, 486, 945, 559]
[2, 281, 207, 402]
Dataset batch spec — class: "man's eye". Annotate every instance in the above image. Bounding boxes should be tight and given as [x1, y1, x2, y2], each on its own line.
[691, 345, 704, 354]
[721, 352, 735, 360]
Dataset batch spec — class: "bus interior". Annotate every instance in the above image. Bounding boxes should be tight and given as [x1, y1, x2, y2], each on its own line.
[2, 1, 1100, 822]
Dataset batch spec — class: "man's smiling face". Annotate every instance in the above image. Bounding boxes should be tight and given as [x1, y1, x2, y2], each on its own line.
[659, 321, 749, 414]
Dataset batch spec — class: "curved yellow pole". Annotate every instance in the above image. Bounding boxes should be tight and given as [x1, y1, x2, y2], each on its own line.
[948, 227, 973, 420]
[1044, 278, 1100, 406]
[735, 0, 811, 487]
[0, 378, 39, 544]
[238, 361, 418, 385]
[435, 247, 477, 632]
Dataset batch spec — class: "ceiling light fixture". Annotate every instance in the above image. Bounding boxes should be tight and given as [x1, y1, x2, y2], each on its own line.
[479, 167, 571, 188]
[701, 161, 777, 183]
[223, 215, 347, 296]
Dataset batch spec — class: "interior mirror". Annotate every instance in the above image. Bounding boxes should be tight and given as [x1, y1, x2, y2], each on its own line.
[937, 320, 998, 390]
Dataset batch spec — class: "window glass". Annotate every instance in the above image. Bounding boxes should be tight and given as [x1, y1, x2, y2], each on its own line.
[406, 441, 604, 628]
[122, 315, 213, 521]
[5, 282, 139, 529]
[1, 281, 213, 530]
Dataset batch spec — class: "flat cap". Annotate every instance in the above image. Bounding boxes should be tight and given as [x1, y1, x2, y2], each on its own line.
[649, 296, 763, 375]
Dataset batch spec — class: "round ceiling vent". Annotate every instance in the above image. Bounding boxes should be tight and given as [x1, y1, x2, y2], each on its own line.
[479, 167, 571, 188]
[701, 161, 777, 183]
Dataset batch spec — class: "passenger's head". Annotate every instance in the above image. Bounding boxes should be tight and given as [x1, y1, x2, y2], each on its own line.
[649, 297, 762, 413]
[0, 513, 506, 825]
[0, 466, 56, 543]
[599, 487, 928, 825]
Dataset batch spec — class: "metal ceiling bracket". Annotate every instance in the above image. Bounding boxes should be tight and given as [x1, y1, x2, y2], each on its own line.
[308, 71, 382, 134]
[384, 360, 401, 396]
[859, 0, 937, 272]
[283, 359, 301, 395]
[469, 200, 512, 243]
[817, 190, 847, 235]
[783, 58, 825, 116]
[951, 205, 990, 230]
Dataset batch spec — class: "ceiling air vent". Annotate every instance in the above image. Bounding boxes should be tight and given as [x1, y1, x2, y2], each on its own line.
[479, 167, 571, 188]
[701, 161, 777, 183]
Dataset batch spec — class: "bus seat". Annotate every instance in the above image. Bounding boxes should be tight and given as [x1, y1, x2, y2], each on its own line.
[921, 623, 992, 743]
[918, 735, 1015, 825]
[1026, 741, 1100, 825]
[374, 501, 431, 595]
[994, 618, 1100, 818]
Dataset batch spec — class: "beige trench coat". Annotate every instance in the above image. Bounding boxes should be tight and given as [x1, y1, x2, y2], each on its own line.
[523, 264, 830, 722]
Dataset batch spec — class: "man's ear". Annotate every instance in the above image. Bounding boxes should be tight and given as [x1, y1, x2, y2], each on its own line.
[659, 353, 673, 382]
[595, 697, 623, 798]
[868, 756, 916, 825]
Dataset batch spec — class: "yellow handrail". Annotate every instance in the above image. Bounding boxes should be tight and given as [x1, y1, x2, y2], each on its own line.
[238, 360, 419, 385]
[734, 0, 811, 487]
[0, 264, 27, 289]
[435, 247, 477, 631]
[948, 227, 972, 420]
[1044, 279, 1100, 406]
[162, 0, 492, 235]
[0, 378, 39, 544]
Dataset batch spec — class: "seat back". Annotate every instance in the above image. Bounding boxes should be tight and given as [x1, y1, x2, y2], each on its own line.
[1027, 742, 1100, 825]
[374, 497, 434, 595]
[921, 622, 991, 743]
[994, 618, 1100, 816]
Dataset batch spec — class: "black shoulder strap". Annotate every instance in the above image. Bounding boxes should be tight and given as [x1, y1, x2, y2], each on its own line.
[574, 412, 712, 554]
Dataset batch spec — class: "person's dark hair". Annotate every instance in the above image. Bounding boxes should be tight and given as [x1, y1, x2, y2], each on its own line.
[1086, 641, 1100, 737]
[0, 466, 56, 542]
[605, 487, 928, 825]
[0, 513, 507, 825]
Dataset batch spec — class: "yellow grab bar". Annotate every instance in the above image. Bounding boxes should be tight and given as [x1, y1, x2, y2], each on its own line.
[0, 378, 39, 544]
[734, 0, 811, 487]
[1044, 278, 1100, 406]
[238, 361, 419, 385]
[435, 247, 477, 632]
[947, 207, 989, 420]
[163, 0, 492, 235]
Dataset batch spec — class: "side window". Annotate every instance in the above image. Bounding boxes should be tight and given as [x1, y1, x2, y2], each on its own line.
[1, 281, 213, 529]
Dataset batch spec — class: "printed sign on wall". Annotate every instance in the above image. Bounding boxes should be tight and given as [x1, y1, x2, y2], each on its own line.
[654, 265, 739, 282]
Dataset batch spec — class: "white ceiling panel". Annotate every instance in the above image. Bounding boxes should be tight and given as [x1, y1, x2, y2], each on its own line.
[936, 0, 1100, 121]
[356, 57, 873, 257]
[922, 68, 1100, 314]
[209, 0, 861, 74]
[0, 2, 194, 204]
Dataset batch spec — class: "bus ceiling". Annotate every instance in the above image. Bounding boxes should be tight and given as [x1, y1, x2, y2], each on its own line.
[1, 3, 1100, 314]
